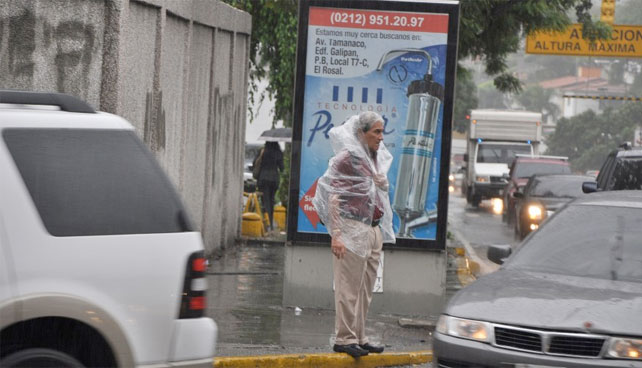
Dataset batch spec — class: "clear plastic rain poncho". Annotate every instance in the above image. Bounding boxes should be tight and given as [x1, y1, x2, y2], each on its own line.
[313, 113, 396, 257]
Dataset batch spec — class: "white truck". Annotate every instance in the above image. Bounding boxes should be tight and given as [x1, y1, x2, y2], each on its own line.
[463, 109, 542, 207]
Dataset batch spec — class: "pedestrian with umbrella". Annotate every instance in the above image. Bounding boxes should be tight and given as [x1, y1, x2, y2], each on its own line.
[254, 130, 286, 231]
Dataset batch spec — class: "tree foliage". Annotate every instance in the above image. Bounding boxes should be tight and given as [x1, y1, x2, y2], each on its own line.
[546, 103, 642, 172]
[459, 0, 609, 94]
[524, 54, 579, 83]
[223, 0, 613, 207]
[225, 0, 609, 127]
[223, 0, 298, 127]
[514, 85, 560, 122]
[453, 68, 478, 132]
[477, 83, 509, 109]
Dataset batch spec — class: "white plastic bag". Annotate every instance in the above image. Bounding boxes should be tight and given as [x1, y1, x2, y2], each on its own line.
[313, 114, 395, 257]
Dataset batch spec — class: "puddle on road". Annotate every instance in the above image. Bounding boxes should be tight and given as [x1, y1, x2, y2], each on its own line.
[206, 243, 433, 352]
[207, 245, 288, 345]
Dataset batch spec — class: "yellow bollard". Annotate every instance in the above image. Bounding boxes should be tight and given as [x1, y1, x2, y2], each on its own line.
[241, 212, 264, 237]
[273, 205, 286, 231]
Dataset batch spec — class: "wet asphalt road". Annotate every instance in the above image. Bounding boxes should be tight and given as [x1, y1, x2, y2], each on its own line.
[448, 193, 520, 274]
[206, 193, 508, 366]
[207, 243, 434, 359]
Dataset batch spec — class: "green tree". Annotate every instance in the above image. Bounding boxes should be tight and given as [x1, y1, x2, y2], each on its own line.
[515, 85, 560, 122]
[524, 54, 578, 83]
[453, 68, 478, 132]
[226, 0, 609, 127]
[223, 0, 297, 210]
[458, 0, 609, 94]
[546, 103, 642, 172]
[224, 0, 611, 208]
[223, 0, 298, 127]
[477, 82, 509, 109]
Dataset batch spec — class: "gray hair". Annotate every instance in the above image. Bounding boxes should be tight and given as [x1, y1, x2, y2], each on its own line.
[356, 111, 383, 133]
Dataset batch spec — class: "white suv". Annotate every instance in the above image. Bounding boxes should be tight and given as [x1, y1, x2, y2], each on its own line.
[0, 91, 217, 367]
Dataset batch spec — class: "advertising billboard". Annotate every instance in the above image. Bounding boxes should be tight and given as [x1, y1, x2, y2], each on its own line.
[288, 0, 459, 250]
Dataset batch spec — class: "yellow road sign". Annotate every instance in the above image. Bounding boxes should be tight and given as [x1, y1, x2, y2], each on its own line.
[526, 24, 642, 58]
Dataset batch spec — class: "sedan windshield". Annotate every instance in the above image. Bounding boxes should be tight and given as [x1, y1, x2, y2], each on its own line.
[506, 204, 642, 282]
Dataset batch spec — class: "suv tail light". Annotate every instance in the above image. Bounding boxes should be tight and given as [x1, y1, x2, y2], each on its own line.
[179, 251, 208, 318]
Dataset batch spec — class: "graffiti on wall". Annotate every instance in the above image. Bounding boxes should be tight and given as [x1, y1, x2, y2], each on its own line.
[0, 7, 100, 100]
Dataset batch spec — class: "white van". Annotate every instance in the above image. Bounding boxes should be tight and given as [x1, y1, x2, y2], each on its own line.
[0, 90, 216, 367]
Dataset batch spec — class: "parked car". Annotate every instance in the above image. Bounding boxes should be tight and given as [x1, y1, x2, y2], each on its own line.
[502, 155, 571, 224]
[434, 190, 642, 367]
[513, 174, 591, 239]
[0, 90, 216, 367]
[583, 144, 642, 193]
[244, 142, 262, 192]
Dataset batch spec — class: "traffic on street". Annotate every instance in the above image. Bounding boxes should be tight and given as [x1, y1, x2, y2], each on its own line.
[2, 0, 642, 367]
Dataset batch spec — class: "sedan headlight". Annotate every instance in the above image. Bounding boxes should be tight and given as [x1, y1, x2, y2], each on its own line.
[527, 204, 543, 220]
[607, 337, 642, 359]
[475, 175, 490, 183]
[436, 315, 491, 343]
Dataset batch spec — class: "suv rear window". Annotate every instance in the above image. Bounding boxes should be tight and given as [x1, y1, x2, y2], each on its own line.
[3, 129, 193, 236]
[607, 157, 642, 190]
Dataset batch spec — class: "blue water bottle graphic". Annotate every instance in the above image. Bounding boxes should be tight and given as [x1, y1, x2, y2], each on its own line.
[376, 49, 444, 237]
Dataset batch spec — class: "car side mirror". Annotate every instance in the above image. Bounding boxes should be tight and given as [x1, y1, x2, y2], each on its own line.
[487, 244, 512, 265]
[513, 191, 524, 199]
[582, 181, 597, 193]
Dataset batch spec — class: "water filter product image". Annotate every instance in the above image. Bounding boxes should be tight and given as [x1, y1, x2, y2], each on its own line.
[376, 49, 444, 237]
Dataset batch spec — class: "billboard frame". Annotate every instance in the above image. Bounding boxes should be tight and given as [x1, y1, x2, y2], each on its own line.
[287, 0, 460, 251]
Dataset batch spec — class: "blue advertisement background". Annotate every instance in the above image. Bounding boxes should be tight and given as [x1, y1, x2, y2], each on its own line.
[298, 44, 447, 240]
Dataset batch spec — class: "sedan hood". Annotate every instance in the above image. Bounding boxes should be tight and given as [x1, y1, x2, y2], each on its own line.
[446, 269, 642, 335]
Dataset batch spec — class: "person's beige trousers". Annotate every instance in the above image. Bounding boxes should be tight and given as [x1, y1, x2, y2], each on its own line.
[333, 224, 383, 345]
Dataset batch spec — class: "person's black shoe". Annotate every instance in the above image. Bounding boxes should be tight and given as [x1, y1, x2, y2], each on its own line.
[359, 343, 384, 353]
[333, 344, 369, 357]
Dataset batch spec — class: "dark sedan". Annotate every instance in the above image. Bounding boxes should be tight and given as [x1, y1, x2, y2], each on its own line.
[434, 190, 642, 367]
[513, 174, 592, 239]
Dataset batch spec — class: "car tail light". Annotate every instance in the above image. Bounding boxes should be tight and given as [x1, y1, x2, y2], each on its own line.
[179, 250, 208, 319]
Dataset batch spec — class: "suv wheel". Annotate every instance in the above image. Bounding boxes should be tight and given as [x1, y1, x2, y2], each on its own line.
[0, 348, 84, 368]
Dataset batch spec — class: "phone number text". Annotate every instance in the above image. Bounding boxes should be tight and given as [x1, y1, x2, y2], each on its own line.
[330, 12, 425, 29]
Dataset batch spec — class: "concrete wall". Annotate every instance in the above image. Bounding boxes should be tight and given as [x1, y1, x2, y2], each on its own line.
[0, 0, 251, 254]
[283, 244, 447, 317]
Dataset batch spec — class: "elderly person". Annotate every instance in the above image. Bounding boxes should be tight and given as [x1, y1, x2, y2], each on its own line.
[313, 111, 395, 358]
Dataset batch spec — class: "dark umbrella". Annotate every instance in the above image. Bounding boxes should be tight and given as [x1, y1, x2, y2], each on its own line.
[258, 127, 292, 142]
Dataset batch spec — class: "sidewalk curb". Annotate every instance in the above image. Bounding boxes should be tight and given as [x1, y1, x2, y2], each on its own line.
[214, 350, 432, 368]
[239, 236, 286, 246]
